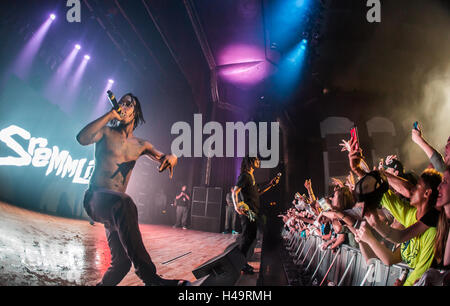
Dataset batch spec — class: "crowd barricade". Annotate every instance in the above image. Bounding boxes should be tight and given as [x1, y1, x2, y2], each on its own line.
[281, 228, 412, 286]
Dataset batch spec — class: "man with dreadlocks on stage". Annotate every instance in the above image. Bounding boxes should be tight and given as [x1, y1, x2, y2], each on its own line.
[77, 93, 188, 286]
[232, 156, 281, 274]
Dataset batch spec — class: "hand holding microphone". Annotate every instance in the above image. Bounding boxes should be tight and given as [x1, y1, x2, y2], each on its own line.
[271, 172, 282, 186]
[107, 90, 123, 121]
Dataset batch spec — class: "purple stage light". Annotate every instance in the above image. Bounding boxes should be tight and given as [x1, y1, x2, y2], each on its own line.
[75, 44, 81, 50]
[218, 44, 264, 66]
[60, 56, 89, 113]
[50, 14, 56, 20]
[66, 56, 90, 96]
[44, 46, 82, 103]
[108, 79, 114, 84]
[217, 44, 274, 85]
[12, 16, 54, 79]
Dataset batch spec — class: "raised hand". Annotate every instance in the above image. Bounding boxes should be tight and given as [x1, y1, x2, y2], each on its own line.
[339, 139, 351, 152]
[345, 172, 355, 190]
[159, 154, 178, 179]
[331, 177, 344, 188]
[355, 221, 375, 244]
[385, 155, 398, 166]
[109, 108, 122, 121]
[378, 158, 384, 170]
[304, 179, 312, 190]
[411, 124, 423, 144]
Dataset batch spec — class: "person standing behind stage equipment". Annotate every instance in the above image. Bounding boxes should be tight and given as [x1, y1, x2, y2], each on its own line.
[232, 156, 280, 274]
[223, 187, 239, 235]
[173, 185, 190, 230]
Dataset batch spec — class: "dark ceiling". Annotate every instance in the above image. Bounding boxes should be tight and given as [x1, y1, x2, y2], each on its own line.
[1, 0, 449, 116]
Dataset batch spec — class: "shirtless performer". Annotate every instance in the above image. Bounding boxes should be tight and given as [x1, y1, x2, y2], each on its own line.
[77, 93, 188, 286]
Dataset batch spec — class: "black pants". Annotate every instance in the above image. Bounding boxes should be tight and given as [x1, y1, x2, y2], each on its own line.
[238, 214, 259, 259]
[83, 188, 159, 286]
[175, 205, 189, 227]
[224, 205, 238, 231]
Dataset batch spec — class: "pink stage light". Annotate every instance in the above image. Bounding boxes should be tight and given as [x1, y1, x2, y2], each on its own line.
[217, 44, 274, 85]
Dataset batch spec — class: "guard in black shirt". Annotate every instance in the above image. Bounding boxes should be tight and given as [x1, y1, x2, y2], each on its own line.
[173, 185, 190, 229]
[232, 156, 280, 274]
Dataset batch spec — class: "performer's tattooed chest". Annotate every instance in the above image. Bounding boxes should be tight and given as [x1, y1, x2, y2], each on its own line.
[103, 131, 144, 162]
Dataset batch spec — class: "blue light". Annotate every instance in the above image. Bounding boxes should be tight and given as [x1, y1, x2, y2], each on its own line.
[302, 39, 308, 44]
[273, 38, 308, 98]
[271, 0, 311, 47]
[296, 0, 305, 8]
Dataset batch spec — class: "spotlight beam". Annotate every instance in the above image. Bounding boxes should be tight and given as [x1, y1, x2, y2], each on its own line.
[12, 16, 54, 79]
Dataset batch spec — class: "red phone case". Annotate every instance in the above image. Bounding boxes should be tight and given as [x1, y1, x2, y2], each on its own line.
[350, 127, 359, 150]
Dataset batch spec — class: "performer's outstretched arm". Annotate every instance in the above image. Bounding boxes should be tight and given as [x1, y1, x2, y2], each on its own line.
[142, 142, 178, 179]
[258, 176, 280, 195]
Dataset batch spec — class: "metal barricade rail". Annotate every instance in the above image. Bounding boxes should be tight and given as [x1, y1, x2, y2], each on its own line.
[283, 233, 413, 286]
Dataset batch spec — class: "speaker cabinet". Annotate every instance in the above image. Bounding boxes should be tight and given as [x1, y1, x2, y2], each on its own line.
[191, 187, 222, 232]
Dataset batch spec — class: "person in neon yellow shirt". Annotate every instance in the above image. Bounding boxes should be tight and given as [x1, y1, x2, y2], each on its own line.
[355, 169, 442, 286]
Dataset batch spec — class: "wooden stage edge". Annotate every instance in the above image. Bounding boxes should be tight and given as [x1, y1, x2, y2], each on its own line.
[0, 201, 260, 286]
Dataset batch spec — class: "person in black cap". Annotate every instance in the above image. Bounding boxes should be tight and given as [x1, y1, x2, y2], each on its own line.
[346, 136, 442, 286]
[382, 155, 405, 177]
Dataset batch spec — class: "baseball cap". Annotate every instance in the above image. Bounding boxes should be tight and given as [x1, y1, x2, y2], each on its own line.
[355, 170, 389, 217]
[383, 158, 405, 175]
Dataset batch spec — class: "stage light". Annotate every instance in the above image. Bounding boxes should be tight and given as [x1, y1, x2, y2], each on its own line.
[84, 55, 90, 60]
[272, 0, 312, 48]
[296, 0, 306, 7]
[44, 44, 82, 103]
[108, 79, 114, 84]
[50, 14, 56, 20]
[12, 15, 55, 79]
[300, 39, 308, 50]
[274, 37, 308, 98]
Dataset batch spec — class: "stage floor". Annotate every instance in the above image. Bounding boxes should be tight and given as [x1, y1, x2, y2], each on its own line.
[0, 201, 243, 286]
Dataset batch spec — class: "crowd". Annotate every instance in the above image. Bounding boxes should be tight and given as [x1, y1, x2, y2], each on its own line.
[280, 124, 450, 286]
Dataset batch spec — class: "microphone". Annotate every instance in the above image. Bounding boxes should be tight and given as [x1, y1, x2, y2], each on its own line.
[107, 90, 121, 113]
[277, 172, 282, 178]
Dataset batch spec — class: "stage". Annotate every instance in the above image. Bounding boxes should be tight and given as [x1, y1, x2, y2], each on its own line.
[0, 201, 260, 286]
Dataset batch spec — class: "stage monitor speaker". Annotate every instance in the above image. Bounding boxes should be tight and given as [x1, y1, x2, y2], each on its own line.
[192, 242, 246, 286]
[191, 186, 222, 232]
